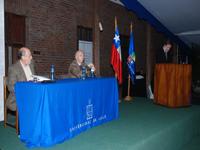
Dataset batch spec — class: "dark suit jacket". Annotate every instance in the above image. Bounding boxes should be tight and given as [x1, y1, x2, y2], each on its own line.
[156, 48, 173, 63]
[7, 60, 35, 111]
[67, 60, 89, 78]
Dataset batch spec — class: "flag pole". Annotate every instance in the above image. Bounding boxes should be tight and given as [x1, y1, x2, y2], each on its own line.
[114, 16, 121, 103]
[115, 16, 117, 30]
[124, 23, 133, 101]
[114, 16, 119, 82]
[115, 72, 121, 103]
[115, 73, 118, 79]
[124, 75, 133, 101]
[114, 16, 118, 81]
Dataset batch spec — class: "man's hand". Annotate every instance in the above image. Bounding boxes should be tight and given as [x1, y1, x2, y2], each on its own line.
[88, 63, 96, 71]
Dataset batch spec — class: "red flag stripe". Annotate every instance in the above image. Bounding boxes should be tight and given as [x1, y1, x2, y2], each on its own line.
[111, 45, 122, 84]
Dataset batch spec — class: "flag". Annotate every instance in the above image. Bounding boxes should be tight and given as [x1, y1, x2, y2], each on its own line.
[111, 17, 122, 84]
[127, 23, 136, 84]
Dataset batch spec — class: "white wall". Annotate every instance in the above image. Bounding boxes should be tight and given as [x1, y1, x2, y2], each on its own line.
[0, 0, 5, 121]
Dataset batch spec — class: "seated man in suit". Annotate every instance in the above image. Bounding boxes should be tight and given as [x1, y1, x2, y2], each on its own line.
[156, 40, 173, 63]
[68, 50, 95, 78]
[7, 47, 35, 111]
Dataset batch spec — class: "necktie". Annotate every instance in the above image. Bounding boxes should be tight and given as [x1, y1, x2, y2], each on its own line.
[165, 52, 168, 60]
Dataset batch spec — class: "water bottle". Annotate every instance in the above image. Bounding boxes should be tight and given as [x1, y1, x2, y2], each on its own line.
[50, 64, 55, 80]
[90, 67, 95, 78]
[81, 66, 86, 80]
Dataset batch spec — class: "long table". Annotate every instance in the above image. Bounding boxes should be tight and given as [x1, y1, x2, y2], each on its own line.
[15, 77, 119, 148]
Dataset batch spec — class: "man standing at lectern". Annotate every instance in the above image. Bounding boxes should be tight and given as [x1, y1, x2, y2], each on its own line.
[156, 40, 173, 63]
[149, 40, 173, 99]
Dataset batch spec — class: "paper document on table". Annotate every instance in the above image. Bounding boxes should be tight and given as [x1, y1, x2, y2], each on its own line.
[31, 75, 50, 82]
[136, 75, 144, 79]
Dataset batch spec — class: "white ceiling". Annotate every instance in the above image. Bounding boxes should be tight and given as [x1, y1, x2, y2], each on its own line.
[137, 0, 200, 46]
[110, 0, 200, 47]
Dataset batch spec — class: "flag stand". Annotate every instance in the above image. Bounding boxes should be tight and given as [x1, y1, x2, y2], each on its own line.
[124, 75, 133, 101]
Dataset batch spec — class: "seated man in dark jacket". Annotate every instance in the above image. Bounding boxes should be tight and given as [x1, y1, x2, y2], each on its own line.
[67, 50, 95, 78]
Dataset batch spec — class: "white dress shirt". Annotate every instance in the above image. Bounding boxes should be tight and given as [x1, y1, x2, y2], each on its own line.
[20, 61, 33, 81]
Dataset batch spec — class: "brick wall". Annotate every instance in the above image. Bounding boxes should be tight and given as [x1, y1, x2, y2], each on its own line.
[99, 0, 148, 77]
[5, 0, 166, 79]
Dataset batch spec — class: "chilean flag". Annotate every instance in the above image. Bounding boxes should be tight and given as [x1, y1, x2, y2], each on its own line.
[111, 19, 122, 84]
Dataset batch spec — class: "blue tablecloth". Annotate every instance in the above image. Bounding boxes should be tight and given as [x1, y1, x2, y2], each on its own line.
[15, 77, 119, 147]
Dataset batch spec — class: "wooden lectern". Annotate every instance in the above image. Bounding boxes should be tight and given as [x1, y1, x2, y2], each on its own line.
[154, 64, 192, 107]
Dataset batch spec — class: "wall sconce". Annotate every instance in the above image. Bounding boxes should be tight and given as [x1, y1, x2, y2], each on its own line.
[99, 22, 103, 32]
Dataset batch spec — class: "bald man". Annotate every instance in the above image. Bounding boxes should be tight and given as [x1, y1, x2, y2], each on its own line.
[68, 50, 95, 78]
[7, 47, 35, 111]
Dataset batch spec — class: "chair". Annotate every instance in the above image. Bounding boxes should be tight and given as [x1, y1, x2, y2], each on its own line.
[3, 76, 19, 134]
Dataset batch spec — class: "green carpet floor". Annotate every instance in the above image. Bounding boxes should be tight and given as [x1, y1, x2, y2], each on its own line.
[0, 97, 200, 150]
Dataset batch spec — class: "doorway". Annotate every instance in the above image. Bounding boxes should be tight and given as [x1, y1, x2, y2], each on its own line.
[5, 12, 25, 75]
